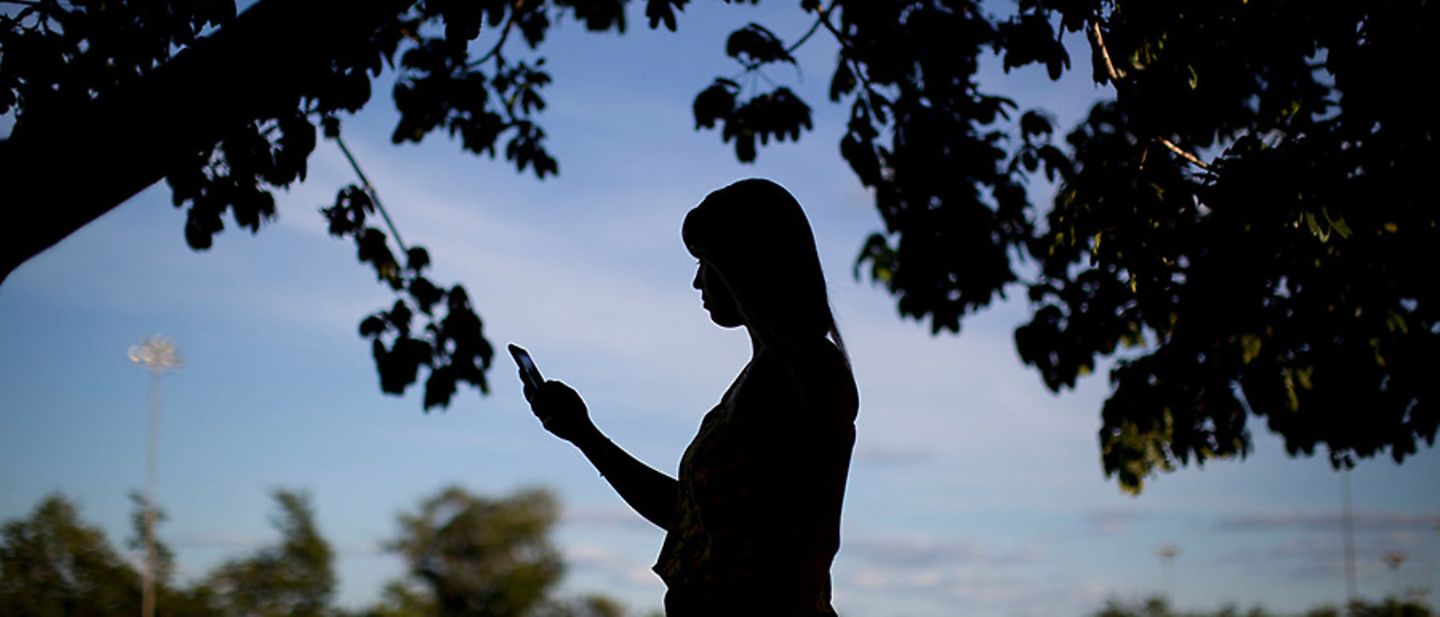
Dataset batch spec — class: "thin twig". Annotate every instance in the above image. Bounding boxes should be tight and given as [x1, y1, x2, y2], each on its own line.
[334, 134, 408, 253]
[1090, 21, 1123, 81]
[815, 7, 850, 56]
[472, 22, 513, 66]
[1158, 137, 1210, 170]
[816, 8, 878, 99]
[788, 8, 827, 56]
[731, 4, 829, 76]
[471, 0, 525, 67]
[1090, 20, 1211, 171]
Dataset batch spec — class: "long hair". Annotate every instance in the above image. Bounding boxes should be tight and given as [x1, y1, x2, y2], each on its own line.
[682, 179, 849, 361]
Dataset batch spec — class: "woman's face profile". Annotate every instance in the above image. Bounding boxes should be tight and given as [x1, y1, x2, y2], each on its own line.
[692, 260, 745, 328]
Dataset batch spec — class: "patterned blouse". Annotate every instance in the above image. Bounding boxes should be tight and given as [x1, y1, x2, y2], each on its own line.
[653, 349, 857, 616]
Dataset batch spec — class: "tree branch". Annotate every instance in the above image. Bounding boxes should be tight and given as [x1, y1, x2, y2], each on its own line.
[787, 7, 827, 56]
[732, 3, 829, 75]
[0, 0, 417, 284]
[334, 134, 408, 253]
[1090, 20, 1210, 171]
[470, 0, 525, 67]
[817, 6, 883, 119]
[1157, 137, 1210, 170]
[1090, 21, 1123, 81]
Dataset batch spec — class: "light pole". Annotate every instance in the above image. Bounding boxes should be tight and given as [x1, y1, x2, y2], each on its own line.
[128, 335, 181, 617]
[1342, 470, 1358, 612]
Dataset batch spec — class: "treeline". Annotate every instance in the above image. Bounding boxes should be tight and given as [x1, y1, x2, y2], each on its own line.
[1095, 597, 1433, 617]
[0, 487, 633, 617]
[4, 490, 1432, 617]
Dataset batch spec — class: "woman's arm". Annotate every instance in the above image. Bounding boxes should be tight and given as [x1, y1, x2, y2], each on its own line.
[571, 427, 679, 530]
[528, 380, 678, 531]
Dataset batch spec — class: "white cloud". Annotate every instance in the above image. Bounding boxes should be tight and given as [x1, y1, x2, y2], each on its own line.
[846, 534, 1045, 569]
[564, 542, 664, 588]
[562, 504, 653, 532]
[1085, 508, 1149, 536]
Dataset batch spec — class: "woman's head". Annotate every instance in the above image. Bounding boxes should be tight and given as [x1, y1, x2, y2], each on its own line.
[683, 179, 843, 353]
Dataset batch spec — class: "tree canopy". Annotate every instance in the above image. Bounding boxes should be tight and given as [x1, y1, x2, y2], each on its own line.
[0, 494, 140, 616]
[1, 0, 1435, 491]
[205, 490, 337, 617]
[384, 486, 565, 617]
[0, 489, 629, 617]
[1091, 596, 1433, 617]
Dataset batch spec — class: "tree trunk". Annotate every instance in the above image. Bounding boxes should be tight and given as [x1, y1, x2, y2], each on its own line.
[0, 0, 415, 284]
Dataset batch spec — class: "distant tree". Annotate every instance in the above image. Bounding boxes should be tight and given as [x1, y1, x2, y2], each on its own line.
[534, 594, 628, 617]
[3, 0, 1434, 489]
[122, 494, 228, 617]
[1345, 598, 1433, 617]
[368, 587, 632, 617]
[366, 486, 636, 617]
[126, 491, 176, 592]
[0, 493, 141, 616]
[205, 490, 336, 617]
[363, 580, 442, 617]
[383, 485, 565, 617]
[1092, 596, 1433, 617]
[0, 491, 221, 617]
[2, 490, 624, 617]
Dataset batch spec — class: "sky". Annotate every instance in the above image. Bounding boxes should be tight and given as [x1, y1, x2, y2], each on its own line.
[2, 3, 1438, 617]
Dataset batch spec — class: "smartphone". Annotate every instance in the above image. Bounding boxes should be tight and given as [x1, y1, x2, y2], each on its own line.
[508, 343, 545, 392]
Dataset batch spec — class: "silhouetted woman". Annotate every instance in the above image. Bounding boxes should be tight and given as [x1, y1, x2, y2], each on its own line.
[524, 179, 859, 616]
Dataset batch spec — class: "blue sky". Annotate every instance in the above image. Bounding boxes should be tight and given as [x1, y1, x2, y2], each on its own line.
[1, 3, 1437, 617]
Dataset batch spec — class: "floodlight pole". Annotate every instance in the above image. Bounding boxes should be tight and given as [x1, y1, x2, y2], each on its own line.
[143, 370, 160, 617]
[1342, 469, 1358, 613]
[129, 336, 181, 617]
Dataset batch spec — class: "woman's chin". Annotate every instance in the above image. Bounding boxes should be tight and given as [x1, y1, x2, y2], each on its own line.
[706, 310, 745, 329]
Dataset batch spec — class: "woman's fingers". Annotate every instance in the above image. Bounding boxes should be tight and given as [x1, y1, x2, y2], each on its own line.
[525, 380, 590, 441]
[527, 381, 564, 422]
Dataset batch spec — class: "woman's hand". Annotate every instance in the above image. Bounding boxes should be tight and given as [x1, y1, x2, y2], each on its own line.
[524, 379, 597, 444]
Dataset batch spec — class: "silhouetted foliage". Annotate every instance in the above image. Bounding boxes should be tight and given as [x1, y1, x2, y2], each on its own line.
[996, 1, 1439, 492]
[322, 183, 495, 409]
[3, 1, 1435, 489]
[694, 0, 1440, 491]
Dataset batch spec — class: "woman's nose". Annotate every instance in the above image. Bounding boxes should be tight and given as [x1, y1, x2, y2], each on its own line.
[692, 265, 703, 290]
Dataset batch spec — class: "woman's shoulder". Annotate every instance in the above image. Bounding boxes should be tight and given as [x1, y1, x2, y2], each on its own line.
[743, 339, 858, 421]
